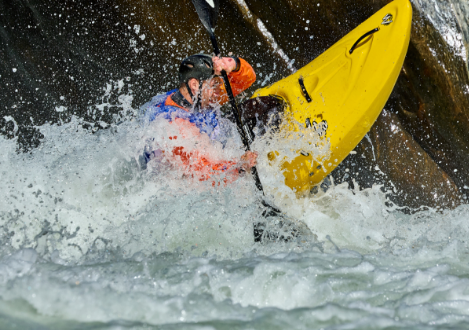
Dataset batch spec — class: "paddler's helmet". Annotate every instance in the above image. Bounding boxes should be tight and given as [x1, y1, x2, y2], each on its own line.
[178, 54, 214, 85]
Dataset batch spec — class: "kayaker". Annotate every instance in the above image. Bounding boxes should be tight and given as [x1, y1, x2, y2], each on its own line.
[140, 54, 258, 183]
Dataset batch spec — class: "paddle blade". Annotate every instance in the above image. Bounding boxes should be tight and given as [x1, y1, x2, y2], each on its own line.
[191, 0, 219, 34]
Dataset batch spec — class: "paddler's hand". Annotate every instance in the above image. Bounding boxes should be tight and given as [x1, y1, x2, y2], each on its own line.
[240, 151, 258, 171]
[212, 56, 238, 75]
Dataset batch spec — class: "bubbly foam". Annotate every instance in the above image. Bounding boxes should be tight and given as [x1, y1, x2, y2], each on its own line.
[1, 85, 469, 329]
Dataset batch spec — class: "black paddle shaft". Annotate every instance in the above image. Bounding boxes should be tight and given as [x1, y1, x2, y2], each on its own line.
[210, 33, 264, 193]
[191, 0, 266, 194]
[209, 34, 265, 193]
[209, 35, 252, 147]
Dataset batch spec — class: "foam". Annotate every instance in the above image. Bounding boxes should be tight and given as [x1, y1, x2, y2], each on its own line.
[2, 79, 469, 329]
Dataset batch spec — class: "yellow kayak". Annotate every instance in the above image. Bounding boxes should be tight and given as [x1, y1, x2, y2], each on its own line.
[252, 0, 412, 194]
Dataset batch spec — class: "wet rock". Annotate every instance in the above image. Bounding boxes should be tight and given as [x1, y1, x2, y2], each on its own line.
[391, 1, 469, 200]
[412, 0, 469, 76]
[361, 110, 461, 209]
[241, 0, 379, 69]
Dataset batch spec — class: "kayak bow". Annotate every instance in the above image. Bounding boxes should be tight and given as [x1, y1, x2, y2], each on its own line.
[253, 0, 412, 193]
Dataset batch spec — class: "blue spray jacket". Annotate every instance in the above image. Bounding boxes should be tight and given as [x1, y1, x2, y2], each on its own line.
[142, 89, 222, 141]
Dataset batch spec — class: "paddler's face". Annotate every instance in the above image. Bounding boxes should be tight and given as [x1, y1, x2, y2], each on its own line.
[199, 76, 223, 109]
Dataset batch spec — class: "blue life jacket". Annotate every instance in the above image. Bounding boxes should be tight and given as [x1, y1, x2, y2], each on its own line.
[139, 90, 237, 168]
[141, 89, 220, 138]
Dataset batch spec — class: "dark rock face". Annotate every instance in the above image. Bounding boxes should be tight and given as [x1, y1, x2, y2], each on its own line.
[362, 110, 461, 209]
[382, 0, 469, 206]
[1, 0, 468, 209]
[241, 0, 379, 69]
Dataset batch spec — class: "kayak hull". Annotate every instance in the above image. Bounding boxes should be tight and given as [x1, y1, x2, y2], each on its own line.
[253, 0, 412, 193]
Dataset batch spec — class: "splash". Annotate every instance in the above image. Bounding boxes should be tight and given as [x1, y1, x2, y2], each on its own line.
[233, 0, 297, 73]
[2, 91, 469, 329]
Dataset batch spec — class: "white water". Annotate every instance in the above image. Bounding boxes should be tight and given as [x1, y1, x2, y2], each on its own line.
[2, 91, 469, 329]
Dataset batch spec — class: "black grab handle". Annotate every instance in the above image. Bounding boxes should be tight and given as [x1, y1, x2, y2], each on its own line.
[298, 77, 312, 103]
[349, 27, 380, 54]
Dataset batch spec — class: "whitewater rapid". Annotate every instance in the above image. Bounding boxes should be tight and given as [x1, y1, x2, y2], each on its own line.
[1, 83, 469, 329]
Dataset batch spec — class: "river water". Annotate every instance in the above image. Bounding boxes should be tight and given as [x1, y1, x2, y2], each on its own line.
[2, 89, 469, 329]
[2, 0, 469, 328]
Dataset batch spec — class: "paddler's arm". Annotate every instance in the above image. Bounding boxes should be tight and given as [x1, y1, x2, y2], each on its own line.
[239, 151, 258, 171]
[212, 56, 256, 104]
[169, 118, 258, 181]
[178, 149, 258, 177]
[172, 148, 256, 183]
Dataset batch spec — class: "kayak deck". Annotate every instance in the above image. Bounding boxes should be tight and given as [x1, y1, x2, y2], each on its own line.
[252, 0, 412, 193]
